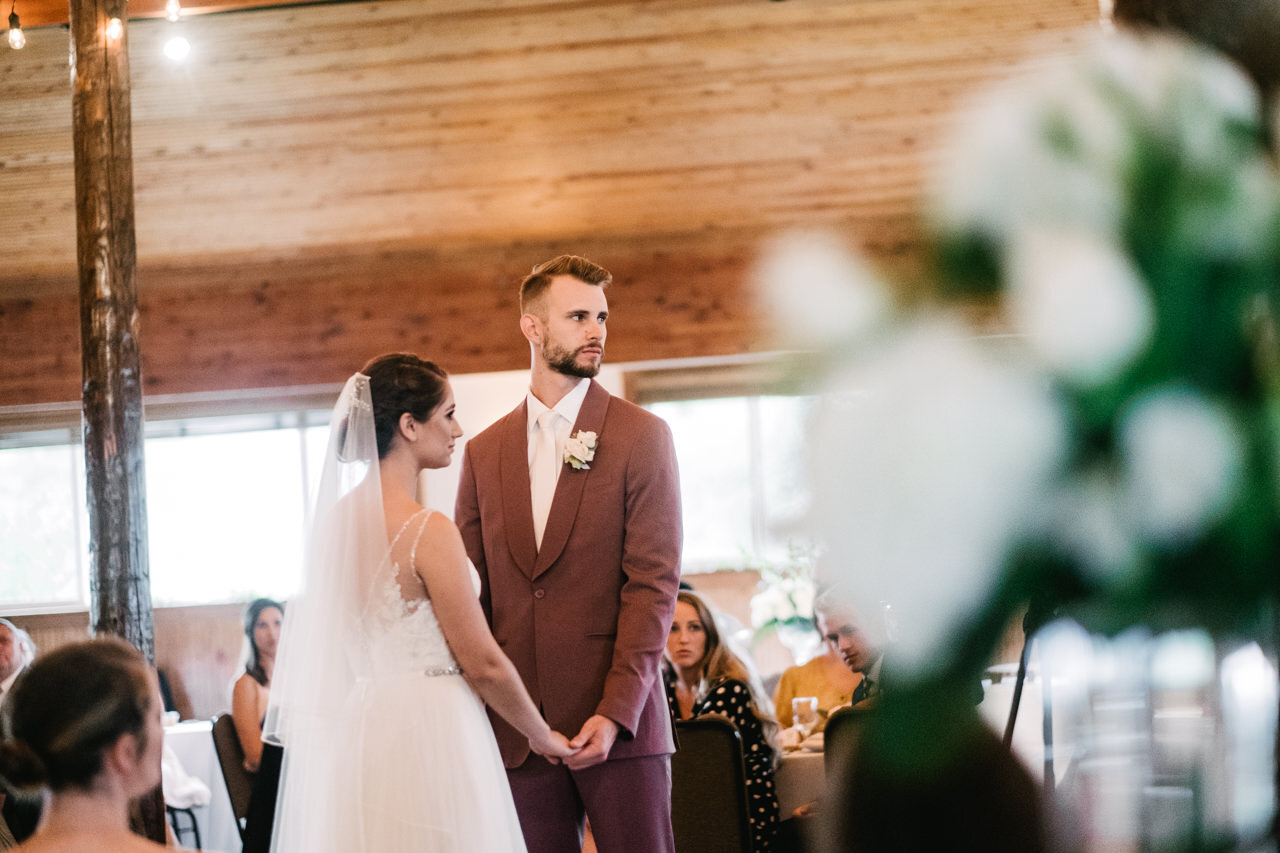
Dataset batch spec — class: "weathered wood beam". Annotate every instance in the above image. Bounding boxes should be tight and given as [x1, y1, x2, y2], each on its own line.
[68, 0, 163, 841]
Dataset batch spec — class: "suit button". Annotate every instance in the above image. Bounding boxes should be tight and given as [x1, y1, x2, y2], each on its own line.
[533, 588, 546, 599]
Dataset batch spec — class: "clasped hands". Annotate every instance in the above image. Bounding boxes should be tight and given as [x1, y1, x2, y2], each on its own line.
[531, 714, 620, 769]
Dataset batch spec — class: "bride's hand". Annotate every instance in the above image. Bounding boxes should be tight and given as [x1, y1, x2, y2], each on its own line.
[529, 729, 578, 765]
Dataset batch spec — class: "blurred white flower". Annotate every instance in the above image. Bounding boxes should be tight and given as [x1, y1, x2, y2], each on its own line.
[932, 30, 1266, 260]
[810, 318, 1065, 675]
[753, 229, 891, 350]
[929, 36, 1130, 243]
[750, 577, 813, 630]
[1120, 386, 1243, 543]
[1005, 226, 1153, 386]
[1044, 468, 1137, 584]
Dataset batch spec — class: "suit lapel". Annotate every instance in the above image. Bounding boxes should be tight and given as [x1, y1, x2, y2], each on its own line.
[500, 401, 539, 578]
[533, 380, 610, 577]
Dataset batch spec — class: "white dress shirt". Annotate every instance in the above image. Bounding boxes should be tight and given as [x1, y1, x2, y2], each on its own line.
[526, 379, 591, 543]
[526, 378, 591, 472]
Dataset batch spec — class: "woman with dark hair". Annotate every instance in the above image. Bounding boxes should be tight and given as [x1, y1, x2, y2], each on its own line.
[265, 353, 575, 852]
[232, 597, 284, 772]
[0, 638, 167, 853]
[665, 589, 781, 851]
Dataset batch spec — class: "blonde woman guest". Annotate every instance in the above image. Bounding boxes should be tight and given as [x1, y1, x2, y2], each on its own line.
[0, 638, 168, 853]
[665, 590, 781, 852]
[232, 597, 284, 772]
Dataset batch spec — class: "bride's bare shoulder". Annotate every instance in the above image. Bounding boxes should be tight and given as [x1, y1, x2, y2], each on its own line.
[416, 509, 464, 549]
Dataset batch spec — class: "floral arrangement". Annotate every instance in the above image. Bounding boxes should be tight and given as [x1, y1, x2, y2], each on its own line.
[756, 29, 1280, 679]
[747, 544, 817, 639]
[563, 430, 597, 470]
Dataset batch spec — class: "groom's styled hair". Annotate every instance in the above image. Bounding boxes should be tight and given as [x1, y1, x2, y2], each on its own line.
[519, 255, 611, 316]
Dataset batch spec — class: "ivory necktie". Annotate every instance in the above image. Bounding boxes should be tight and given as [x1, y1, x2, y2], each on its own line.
[531, 410, 561, 549]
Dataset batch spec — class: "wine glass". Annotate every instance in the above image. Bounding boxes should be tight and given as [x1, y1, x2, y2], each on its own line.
[792, 696, 819, 739]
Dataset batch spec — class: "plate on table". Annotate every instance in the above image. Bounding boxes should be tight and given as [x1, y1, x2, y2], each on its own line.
[800, 732, 824, 752]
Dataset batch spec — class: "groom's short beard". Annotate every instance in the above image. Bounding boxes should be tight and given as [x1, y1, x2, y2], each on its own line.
[544, 341, 602, 379]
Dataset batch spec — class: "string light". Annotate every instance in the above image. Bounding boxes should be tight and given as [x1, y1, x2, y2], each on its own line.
[7, 0, 25, 50]
[162, 0, 188, 62]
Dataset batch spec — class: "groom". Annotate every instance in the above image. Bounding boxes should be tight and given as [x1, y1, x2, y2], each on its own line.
[455, 255, 682, 852]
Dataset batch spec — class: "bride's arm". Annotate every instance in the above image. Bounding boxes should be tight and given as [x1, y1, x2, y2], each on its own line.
[413, 512, 576, 761]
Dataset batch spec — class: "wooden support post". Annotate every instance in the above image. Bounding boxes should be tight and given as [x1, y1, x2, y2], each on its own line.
[68, 0, 164, 843]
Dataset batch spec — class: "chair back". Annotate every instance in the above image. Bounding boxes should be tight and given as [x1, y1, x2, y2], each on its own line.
[210, 713, 254, 838]
[824, 705, 872, 781]
[671, 715, 753, 853]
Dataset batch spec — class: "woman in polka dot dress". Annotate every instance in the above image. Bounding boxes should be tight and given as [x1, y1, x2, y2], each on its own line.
[665, 589, 781, 851]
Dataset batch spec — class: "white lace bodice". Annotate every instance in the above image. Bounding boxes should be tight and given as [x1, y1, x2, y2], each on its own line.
[358, 509, 474, 678]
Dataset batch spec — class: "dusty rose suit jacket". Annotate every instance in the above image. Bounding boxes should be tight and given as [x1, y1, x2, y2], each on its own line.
[455, 379, 682, 768]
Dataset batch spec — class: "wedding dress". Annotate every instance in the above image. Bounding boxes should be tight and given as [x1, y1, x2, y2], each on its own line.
[265, 374, 527, 853]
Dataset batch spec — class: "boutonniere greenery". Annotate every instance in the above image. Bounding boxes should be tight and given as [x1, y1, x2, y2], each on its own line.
[563, 430, 598, 470]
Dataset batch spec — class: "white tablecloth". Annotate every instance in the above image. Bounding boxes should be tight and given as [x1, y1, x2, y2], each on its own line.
[164, 720, 241, 853]
[775, 749, 825, 817]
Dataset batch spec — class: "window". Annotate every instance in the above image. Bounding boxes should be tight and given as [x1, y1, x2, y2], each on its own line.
[0, 396, 334, 612]
[635, 361, 815, 572]
[0, 432, 87, 608]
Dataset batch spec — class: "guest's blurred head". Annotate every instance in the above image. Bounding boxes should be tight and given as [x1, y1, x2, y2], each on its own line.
[0, 618, 34, 683]
[244, 598, 285, 685]
[815, 593, 887, 676]
[0, 638, 162, 796]
[360, 353, 452, 460]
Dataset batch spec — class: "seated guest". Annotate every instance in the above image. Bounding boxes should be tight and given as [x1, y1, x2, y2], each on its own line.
[816, 594, 893, 711]
[0, 637, 168, 852]
[0, 620, 40, 846]
[232, 597, 283, 772]
[0, 619, 35, 711]
[665, 590, 781, 851]
[773, 598, 862, 732]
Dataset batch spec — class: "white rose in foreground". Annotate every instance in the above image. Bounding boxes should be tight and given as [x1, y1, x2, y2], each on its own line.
[1120, 386, 1243, 543]
[811, 318, 1065, 675]
[753, 229, 891, 350]
[1005, 226, 1153, 387]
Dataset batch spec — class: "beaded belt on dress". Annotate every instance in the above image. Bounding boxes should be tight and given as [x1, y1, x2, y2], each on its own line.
[425, 665, 462, 677]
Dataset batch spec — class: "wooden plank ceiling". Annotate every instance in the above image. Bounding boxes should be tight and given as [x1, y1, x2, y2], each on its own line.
[0, 0, 1100, 405]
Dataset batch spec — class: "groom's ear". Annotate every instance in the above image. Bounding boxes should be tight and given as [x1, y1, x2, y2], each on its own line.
[519, 313, 542, 345]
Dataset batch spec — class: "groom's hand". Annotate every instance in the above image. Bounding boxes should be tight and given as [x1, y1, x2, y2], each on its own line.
[565, 715, 620, 769]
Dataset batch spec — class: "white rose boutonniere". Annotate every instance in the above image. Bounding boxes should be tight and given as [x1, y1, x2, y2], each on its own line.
[564, 430, 598, 470]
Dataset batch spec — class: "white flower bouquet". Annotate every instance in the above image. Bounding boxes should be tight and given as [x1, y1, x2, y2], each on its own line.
[757, 28, 1280, 673]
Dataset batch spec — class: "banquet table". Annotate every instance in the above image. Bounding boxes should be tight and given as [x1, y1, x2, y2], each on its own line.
[164, 719, 241, 853]
[775, 749, 826, 817]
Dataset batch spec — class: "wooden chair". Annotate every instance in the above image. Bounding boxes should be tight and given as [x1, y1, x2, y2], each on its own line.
[671, 715, 754, 853]
[210, 713, 254, 839]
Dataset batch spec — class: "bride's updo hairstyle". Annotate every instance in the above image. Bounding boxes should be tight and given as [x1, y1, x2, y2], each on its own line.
[360, 353, 450, 459]
[0, 638, 154, 792]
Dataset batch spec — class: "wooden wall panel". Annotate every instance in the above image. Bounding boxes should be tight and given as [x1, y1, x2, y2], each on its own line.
[13, 604, 243, 720]
[1, 229, 797, 404]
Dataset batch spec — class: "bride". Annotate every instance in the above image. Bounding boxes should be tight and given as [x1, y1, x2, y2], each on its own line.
[265, 353, 576, 852]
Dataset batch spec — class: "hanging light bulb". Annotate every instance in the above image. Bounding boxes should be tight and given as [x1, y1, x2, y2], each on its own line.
[163, 32, 189, 60]
[164, 0, 181, 22]
[105, 16, 123, 40]
[7, 2, 25, 50]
